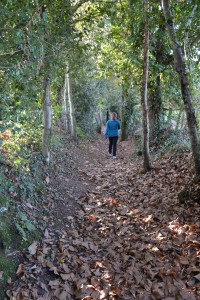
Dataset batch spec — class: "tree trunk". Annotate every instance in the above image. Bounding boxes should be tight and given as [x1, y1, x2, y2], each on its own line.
[175, 109, 182, 132]
[62, 70, 70, 131]
[180, 112, 186, 130]
[183, 5, 197, 75]
[184, 32, 193, 75]
[141, 2, 152, 172]
[66, 64, 76, 139]
[106, 109, 109, 122]
[95, 112, 102, 134]
[167, 107, 172, 122]
[148, 18, 171, 146]
[148, 75, 162, 146]
[120, 85, 128, 141]
[162, 0, 200, 178]
[42, 78, 51, 163]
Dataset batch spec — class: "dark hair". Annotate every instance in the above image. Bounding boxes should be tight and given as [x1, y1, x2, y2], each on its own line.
[111, 112, 117, 120]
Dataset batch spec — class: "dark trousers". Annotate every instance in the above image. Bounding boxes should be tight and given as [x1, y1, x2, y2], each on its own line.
[109, 136, 118, 156]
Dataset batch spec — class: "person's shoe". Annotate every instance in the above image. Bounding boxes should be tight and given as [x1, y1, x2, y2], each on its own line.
[113, 156, 117, 159]
[109, 153, 112, 157]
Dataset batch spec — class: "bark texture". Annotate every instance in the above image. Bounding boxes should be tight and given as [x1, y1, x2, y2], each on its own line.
[120, 86, 128, 141]
[141, 3, 152, 172]
[148, 19, 173, 146]
[66, 64, 76, 139]
[62, 69, 70, 131]
[148, 75, 162, 146]
[162, 0, 200, 177]
[42, 78, 51, 163]
[175, 109, 183, 132]
[106, 109, 109, 122]
[95, 112, 102, 134]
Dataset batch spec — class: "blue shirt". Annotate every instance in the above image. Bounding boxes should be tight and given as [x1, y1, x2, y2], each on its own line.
[105, 119, 120, 137]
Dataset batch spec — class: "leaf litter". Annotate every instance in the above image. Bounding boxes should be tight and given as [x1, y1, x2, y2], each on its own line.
[6, 137, 200, 299]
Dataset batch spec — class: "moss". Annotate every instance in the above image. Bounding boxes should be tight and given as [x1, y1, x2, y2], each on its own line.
[0, 195, 9, 207]
[0, 254, 17, 299]
[0, 213, 42, 252]
[0, 207, 18, 248]
[0, 217, 42, 297]
[35, 182, 45, 194]
[19, 229, 41, 251]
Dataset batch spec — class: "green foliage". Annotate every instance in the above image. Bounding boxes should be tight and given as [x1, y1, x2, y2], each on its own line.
[159, 130, 191, 155]
[0, 150, 44, 297]
[0, 171, 14, 210]
[15, 211, 36, 239]
[0, 111, 42, 170]
[76, 126, 86, 139]
[15, 220, 36, 238]
[0, 212, 14, 247]
[134, 136, 143, 155]
[0, 130, 45, 275]
[0, 255, 17, 299]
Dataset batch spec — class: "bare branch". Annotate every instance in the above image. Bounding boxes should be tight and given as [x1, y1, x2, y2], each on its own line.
[0, 66, 16, 69]
[0, 50, 22, 57]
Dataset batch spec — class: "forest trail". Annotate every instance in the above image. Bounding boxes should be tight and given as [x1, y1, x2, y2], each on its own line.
[6, 135, 200, 300]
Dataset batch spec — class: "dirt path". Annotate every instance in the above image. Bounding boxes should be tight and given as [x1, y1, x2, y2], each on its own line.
[50, 136, 136, 230]
[6, 135, 200, 299]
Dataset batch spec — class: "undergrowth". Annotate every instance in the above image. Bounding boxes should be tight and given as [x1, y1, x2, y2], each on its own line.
[0, 121, 47, 296]
[159, 129, 191, 154]
[134, 129, 191, 157]
[0, 122, 87, 296]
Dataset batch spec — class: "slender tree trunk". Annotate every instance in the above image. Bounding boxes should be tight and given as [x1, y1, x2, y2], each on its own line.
[141, 2, 152, 172]
[148, 20, 170, 146]
[162, 0, 200, 178]
[37, 6, 52, 162]
[121, 85, 128, 141]
[180, 112, 186, 130]
[62, 70, 70, 131]
[184, 32, 193, 75]
[95, 112, 102, 134]
[42, 78, 51, 163]
[148, 75, 162, 145]
[175, 109, 182, 132]
[167, 107, 173, 122]
[183, 5, 197, 75]
[106, 109, 109, 122]
[66, 64, 76, 139]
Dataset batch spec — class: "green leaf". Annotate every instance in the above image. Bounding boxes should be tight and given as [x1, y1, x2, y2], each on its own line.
[25, 221, 35, 232]
[17, 212, 27, 221]
[15, 222, 26, 238]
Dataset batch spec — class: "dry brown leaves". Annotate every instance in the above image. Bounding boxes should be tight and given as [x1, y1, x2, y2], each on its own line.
[6, 143, 200, 299]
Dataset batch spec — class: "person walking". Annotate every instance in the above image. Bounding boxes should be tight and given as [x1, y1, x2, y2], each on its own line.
[104, 112, 120, 159]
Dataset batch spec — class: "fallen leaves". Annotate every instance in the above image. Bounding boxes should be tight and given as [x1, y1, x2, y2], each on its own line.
[88, 214, 97, 223]
[6, 140, 200, 299]
[28, 241, 39, 255]
[16, 264, 25, 277]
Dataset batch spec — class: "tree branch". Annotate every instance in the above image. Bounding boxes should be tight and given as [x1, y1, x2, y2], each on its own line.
[0, 50, 22, 57]
[0, 66, 16, 69]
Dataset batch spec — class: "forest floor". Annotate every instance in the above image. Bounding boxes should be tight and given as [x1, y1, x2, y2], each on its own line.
[5, 134, 200, 300]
